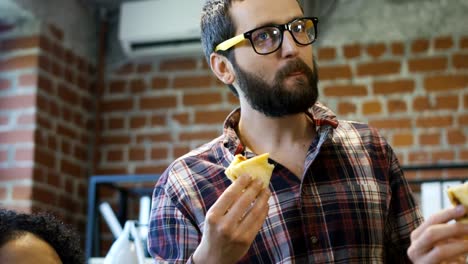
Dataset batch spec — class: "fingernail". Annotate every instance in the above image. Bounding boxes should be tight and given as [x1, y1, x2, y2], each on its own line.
[455, 205, 466, 215]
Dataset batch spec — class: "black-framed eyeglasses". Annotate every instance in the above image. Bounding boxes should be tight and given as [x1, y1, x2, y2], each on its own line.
[215, 17, 318, 55]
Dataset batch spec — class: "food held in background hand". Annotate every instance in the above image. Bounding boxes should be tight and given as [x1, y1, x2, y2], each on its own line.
[225, 153, 275, 188]
[447, 182, 468, 224]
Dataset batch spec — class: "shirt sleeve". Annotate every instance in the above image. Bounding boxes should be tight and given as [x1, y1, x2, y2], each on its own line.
[384, 145, 424, 263]
[147, 184, 201, 263]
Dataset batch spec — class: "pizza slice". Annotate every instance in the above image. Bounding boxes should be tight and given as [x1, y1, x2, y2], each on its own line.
[447, 182, 468, 224]
[225, 153, 274, 189]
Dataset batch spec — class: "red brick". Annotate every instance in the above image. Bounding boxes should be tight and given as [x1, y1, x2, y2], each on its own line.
[0, 116, 9, 125]
[0, 186, 6, 199]
[387, 99, 407, 113]
[434, 36, 453, 50]
[368, 118, 412, 129]
[129, 148, 146, 161]
[0, 78, 11, 90]
[51, 41, 65, 61]
[337, 102, 356, 115]
[179, 130, 220, 141]
[436, 95, 458, 110]
[0, 167, 33, 181]
[461, 150, 468, 161]
[362, 101, 382, 115]
[114, 63, 134, 75]
[14, 148, 34, 161]
[411, 39, 429, 53]
[174, 145, 191, 158]
[373, 79, 414, 95]
[319, 65, 352, 80]
[343, 44, 361, 58]
[136, 133, 171, 143]
[12, 185, 32, 200]
[460, 36, 468, 49]
[317, 47, 336, 60]
[419, 133, 440, 145]
[408, 152, 430, 164]
[135, 164, 170, 174]
[152, 77, 169, 89]
[57, 124, 78, 139]
[159, 58, 197, 71]
[108, 117, 125, 130]
[18, 73, 37, 87]
[101, 98, 134, 112]
[17, 114, 36, 125]
[172, 113, 190, 125]
[413, 96, 431, 111]
[183, 93, 222, 106]
[447, 129, 466, 145]
[453, 53, 468, 69]
[106, 149, 124, 162]
[408, 57, 447, 73]
[391, 42, 405, 56]
[366, 43, 386, 58]
[393, 133, 413, 147]
[416, 116, 453, 128]
[109, 80, 126, 93]
[0, 148, 7, 162]
[140, 95, 177, 109]
[0, 130, 34, 144]
[0, 55, 38, 71]
[459, 114, 468, 125]
[173, 75, 212, 88]
[432, 151, 454, 162]
[323, 85, 368, 97]
[137, 64, 152, 73]
[227, 93, 239, 105]
[0, 36, 40, 52]
[151, 147, 169, 160]
[35, 148, 55, 169]
[58, 84, 79, 106]
[100, 135, 131, 145]
[424, 74, 468, 91]
[130, 79, 145, 93]
[357, 61, 401, 76]
[151, 114, 167, 126]
[130, 116, 147, 129]
[195, 110, 232, 124]
[33, 185, 58, 204]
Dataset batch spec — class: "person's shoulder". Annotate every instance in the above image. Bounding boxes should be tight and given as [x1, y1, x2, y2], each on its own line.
[334, 119, 389, 144]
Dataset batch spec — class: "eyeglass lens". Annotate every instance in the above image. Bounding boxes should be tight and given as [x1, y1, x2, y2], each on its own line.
[251, 18, 316, 54]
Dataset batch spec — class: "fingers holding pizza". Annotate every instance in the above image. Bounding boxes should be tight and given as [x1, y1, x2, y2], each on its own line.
[192, 153, 274, 264]
[408, 183, 468, 264]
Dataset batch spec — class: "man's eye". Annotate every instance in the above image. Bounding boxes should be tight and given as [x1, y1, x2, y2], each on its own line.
[293, 24, 305, 33]
[257, 31, 270, 41]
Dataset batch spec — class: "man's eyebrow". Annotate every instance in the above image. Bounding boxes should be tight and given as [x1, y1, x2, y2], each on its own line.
[249, 16, 303, 30]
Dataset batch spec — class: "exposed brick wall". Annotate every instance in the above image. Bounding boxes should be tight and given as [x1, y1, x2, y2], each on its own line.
[100, 34, 468, 183]
[0, 24, 96, 232]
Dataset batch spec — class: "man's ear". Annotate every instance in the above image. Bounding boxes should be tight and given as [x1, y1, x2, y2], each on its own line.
[210, 52, 235, 85]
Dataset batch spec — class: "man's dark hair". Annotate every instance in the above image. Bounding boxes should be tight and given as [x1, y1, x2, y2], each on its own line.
[200, 0, 304, 96]
[0, 209, 84, 264]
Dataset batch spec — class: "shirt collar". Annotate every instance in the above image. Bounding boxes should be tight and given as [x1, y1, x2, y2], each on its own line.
[221, 102, 339, 155]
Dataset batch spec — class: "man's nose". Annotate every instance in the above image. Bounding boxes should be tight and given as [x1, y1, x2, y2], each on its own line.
[281, 31, 300, 58]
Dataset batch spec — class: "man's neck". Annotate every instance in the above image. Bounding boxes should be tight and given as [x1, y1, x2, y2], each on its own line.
[237, 102, 316, 156]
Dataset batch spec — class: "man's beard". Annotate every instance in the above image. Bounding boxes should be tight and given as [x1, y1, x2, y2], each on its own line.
[232, 57, 319, 117]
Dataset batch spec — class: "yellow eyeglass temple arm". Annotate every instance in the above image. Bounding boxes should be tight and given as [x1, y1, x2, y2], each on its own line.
[215, 34, 246, 52]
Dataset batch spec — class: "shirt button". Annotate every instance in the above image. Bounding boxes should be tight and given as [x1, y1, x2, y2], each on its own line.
[310, 236, 318, 244]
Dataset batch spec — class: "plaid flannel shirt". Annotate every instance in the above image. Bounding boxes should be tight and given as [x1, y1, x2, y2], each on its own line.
[148, 102, 423, 263]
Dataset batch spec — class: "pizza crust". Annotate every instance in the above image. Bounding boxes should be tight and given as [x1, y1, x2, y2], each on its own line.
[447, 182, 468, 224]
[225, 153, 274, 189]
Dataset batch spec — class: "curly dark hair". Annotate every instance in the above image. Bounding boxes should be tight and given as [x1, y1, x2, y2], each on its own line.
[0, 209, 84, 264]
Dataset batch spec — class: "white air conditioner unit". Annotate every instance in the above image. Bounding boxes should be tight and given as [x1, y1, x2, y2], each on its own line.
[119, 0, 204, 58]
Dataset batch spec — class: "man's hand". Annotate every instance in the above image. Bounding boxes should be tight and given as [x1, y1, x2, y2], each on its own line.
[407, 205, 468, 263]
[192, 174, 271, 264]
